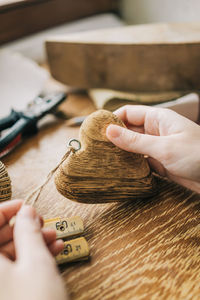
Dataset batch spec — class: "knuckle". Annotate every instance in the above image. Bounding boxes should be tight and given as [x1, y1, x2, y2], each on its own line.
[157, 107, 176, 121]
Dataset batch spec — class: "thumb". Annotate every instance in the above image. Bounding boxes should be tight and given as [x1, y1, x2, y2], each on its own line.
[106, 124, 165, 159]
[14, 206, 53, 264]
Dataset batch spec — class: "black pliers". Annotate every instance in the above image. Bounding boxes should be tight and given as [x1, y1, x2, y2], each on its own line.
[0, 92, 66, 158]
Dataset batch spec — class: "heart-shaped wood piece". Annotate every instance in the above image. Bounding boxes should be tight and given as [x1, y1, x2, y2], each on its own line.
[55, 110, 155, 203]
[0, 161, 12, 202]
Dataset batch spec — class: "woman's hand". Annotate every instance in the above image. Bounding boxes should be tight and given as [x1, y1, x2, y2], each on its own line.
[0, 200, 67, 300]
[106, 105, 200, 193]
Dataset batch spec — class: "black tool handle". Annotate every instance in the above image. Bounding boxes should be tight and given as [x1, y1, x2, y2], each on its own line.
[0, 109, 21, 131]
[0, 116, 36, 156]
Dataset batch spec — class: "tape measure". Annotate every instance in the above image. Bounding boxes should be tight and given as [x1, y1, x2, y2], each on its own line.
[56, 237, 89, 265]
[44, 216, 84, 239]
[44, 216, 89, 265]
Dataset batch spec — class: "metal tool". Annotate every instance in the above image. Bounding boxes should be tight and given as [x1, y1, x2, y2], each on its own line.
[0, 92, 66, 158]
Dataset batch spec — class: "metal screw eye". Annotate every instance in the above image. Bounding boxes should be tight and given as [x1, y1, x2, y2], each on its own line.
[68, 139, 81, 152]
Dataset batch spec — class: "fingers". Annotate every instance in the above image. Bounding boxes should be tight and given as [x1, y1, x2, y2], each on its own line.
[106, 124, 166, 160]
[48, 240, 64, 257]
[14, 206, 54, 264]
[0, 208, 42, 248]
[0, 223, 13, 246]
[1, 202, 63, 265]
[42, 228, 64, 255]
[126, 125, 144, 134]
[166, 174, 200, 194]
[113, 105, 152, 126]
[114, 104, 196, 136]
[0, 241, 14, 260]
[0, 215, 42, 253]
[42, 227, 57, 244]
[0, 228, 63, 261]
[0, 200, 23, 228]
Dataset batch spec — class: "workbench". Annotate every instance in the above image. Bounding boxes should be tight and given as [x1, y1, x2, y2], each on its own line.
[2, 93, 200, 300]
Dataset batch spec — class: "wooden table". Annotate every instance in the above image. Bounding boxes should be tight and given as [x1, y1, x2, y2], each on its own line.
[2, 94, 200, 300]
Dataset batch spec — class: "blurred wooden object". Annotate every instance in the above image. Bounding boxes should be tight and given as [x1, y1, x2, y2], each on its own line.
[0, 161, 12, 201]
[46, 23, 200, 92]
[2, 90, 200, 299]
[0, 0, 118, 44]
[55, 110, 155, 203]
[89, 90, 200, 121]
[89, 89, 188, 110]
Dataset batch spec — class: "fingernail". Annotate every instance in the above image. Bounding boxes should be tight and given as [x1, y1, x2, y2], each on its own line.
[106, 125, 121, 138]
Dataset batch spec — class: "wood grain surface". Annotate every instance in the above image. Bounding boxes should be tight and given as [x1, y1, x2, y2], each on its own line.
[2, 95, 200, 300]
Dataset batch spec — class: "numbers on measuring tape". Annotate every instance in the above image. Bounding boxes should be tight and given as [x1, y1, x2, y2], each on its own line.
[44, 216, 89, 265]
[63, 244, 72, 255]
[75, 245, 81, 252]
[56, 237, 89, 265]
[44, 216, 84, 239]
[56, 220, 68, 232]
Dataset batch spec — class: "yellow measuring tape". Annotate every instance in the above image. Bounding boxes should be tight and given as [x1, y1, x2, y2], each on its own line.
[56, 237, 89, 265]
[44, 216, 84, 239]
[44, 216, 89, 265]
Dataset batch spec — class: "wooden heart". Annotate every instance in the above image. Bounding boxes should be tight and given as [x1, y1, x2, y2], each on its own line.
[54, 110, 155, 203]
[0, 161, 12, 202]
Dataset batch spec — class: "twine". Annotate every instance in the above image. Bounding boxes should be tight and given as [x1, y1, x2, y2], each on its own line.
[9, 140, 81, 226]
[23, 139, 81, 207]
[24, 146, 76, 207]
[9, 146, 76, 227]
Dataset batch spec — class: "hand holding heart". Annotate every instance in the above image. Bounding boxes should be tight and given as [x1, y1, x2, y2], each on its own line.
[55, 110, 155, 203]
[106, 105, 200, 193]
